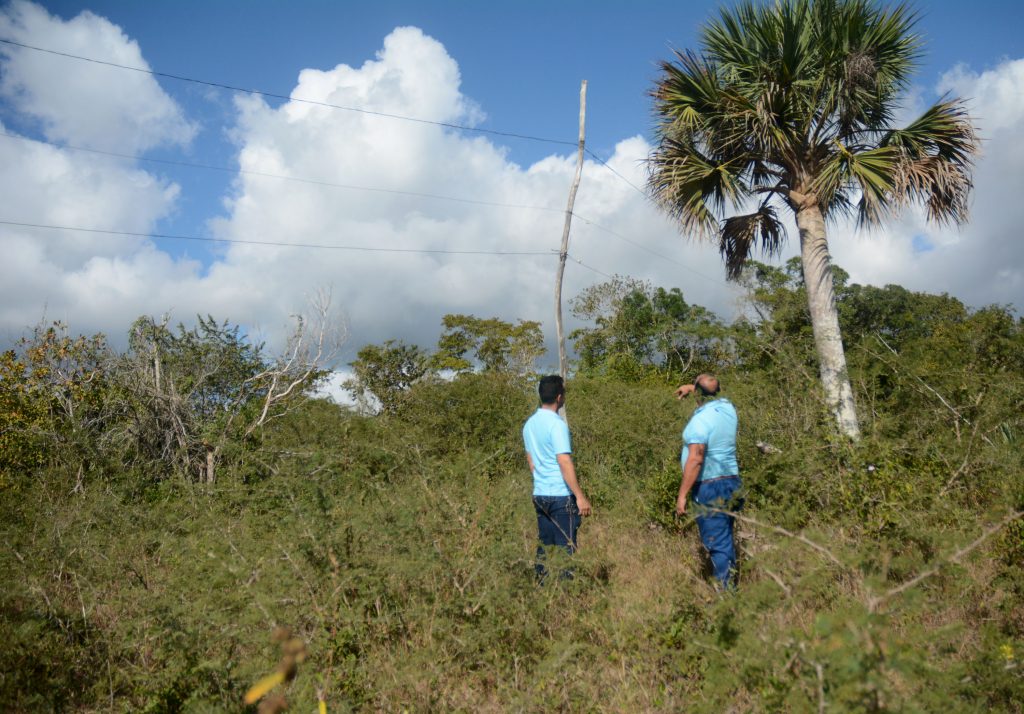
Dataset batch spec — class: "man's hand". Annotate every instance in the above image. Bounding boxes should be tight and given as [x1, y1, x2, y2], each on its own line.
[576, 494, 592, 517]
[674, 383, 696, 399]
[675, 492, 688, 516]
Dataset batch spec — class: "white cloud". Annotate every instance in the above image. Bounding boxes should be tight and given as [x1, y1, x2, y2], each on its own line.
[0, 0, 196, 153]
[938, 60, 1024, 134]
[0, 0, 196, 341]
[826, 58, 1024, 310]
[0, 122, 192, 337]
[314, 369, 360, 408]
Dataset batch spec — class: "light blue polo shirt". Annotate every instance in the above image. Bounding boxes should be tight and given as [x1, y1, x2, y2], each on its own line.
[682, 398, 739, 481]
[523, 408, 572, 496]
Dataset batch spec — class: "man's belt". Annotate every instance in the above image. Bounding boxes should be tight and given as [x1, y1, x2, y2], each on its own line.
[698, 474, 739, 484]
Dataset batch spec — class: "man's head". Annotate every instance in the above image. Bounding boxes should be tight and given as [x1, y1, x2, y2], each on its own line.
[693, 373, 721, 399]
[538, 375, 565, 406]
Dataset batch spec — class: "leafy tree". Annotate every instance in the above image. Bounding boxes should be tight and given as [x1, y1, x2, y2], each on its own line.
[739, 259, 813, 340]
[648, 0, 979, 439]
[433, 314, 544, 376]
[345, 340, 430, 414]
[118, 311, 332, 480]
[0, 323, 110, 485]
[120, 315, 268, 475]
[838, 282, 969, 349]
[741, 257, 972, 352]
[570, 278, 725, 379]
[0, 350, 43, 482]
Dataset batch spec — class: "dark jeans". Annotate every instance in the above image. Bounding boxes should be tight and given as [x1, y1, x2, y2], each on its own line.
[692, 476, 742, 589]
[533, 494, 580, 581]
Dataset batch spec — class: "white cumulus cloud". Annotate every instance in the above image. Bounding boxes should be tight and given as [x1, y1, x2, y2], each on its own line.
[0, 1, 195, 340]
[0, 0, 196, 152]
[826, 58, 1024, 310]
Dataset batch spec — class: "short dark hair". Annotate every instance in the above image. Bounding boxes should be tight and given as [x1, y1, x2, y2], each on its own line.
[538, 375, 565, 405]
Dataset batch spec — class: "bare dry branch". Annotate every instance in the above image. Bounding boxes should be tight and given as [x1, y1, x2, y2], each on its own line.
[243, 289, 346, 439]
[868, 510, 1024, 612]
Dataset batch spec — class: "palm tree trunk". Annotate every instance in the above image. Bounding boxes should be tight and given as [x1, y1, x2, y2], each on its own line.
[795, 204, 861, 440]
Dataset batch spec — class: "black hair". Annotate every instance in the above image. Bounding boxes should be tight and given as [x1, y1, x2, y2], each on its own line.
[538, 375, 565, 405]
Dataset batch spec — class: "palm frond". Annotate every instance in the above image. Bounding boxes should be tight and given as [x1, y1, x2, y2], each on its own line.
[652, 51, 722, 133]
[647, 137, 752, 238]
[884, 98, 980, 224]
[807, 142, 890, 224]
[719, 206, 786, 280]
[812, 0, 920, 139]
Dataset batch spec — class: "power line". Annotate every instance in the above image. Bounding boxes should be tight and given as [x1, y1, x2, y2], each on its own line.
[0, 220, 556, 256]
[566, 253, 615, 279]
[0, 37, 577, 149]
[0, 136, 726, 284]
[0, 217, 700, 288]
[0, 38, 662, 217]
[1, 219, 635, 282]
[0, 38, 660, 207]
[0, 131, 565, 214]
[0, 136, 726, 283]
[0, 132, 703, 276]
[584, 147, 650, 199]
[571, 212, 727, 286]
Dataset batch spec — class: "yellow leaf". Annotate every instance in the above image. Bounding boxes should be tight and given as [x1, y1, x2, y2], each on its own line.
[244, 670, 286, 705]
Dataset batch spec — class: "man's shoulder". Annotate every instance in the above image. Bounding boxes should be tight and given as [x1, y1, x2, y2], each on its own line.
[687, 399, 736, 429]
[525, 408, 561, 429]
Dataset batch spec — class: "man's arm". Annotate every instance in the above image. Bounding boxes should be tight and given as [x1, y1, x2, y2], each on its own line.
[674, 383, 696, 399]
[676, 443, 706, 516]
[556, 453, 592, 516]
[526, 452, 535, 473]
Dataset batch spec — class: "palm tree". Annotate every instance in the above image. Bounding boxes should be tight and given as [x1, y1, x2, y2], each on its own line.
[648, 0, 978, 439]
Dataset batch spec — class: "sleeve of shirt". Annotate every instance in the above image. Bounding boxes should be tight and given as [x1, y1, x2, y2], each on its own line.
[683, 413, 711, 445]
[550, 419, 572, 454]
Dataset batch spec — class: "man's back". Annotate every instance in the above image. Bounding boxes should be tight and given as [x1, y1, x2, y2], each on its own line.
[522, 408, 571, 497]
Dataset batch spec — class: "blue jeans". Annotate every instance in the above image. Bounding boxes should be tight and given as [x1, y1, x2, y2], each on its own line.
[692, 476, 742, 589]
[533, 494, 580, 581]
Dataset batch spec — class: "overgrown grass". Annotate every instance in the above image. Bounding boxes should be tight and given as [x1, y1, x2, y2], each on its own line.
[2, 368, 1022, 711]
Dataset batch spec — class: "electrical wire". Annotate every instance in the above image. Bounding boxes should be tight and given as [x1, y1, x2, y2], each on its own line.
[0, 36, 731, 285]
[571, 212, 726, 286]
[2, 218, 729, 297]
[0, 37, 577, 148]
[0, 220, 557, 256]
[0, 131, 565, 214]
[2, 132, 719, 281]
[0, 37, 661, 202]
[566, 253, 614, 279]
[584, 148, 649, 199]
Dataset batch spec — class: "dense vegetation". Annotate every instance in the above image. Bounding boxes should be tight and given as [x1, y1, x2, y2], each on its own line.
[2, 263, 1022, 712]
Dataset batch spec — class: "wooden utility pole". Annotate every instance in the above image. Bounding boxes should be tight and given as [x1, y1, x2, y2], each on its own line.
[554, 80, 587, 418]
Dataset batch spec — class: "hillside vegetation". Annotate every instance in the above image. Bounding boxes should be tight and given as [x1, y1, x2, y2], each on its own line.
[2, 263, 1022, 712]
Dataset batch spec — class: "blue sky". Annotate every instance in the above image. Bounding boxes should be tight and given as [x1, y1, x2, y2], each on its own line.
[2, 0, 1023, 367]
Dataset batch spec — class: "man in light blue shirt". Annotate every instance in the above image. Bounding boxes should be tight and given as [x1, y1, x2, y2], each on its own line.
[674, 373, 741, 589]
[523, 375, 591, 580]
